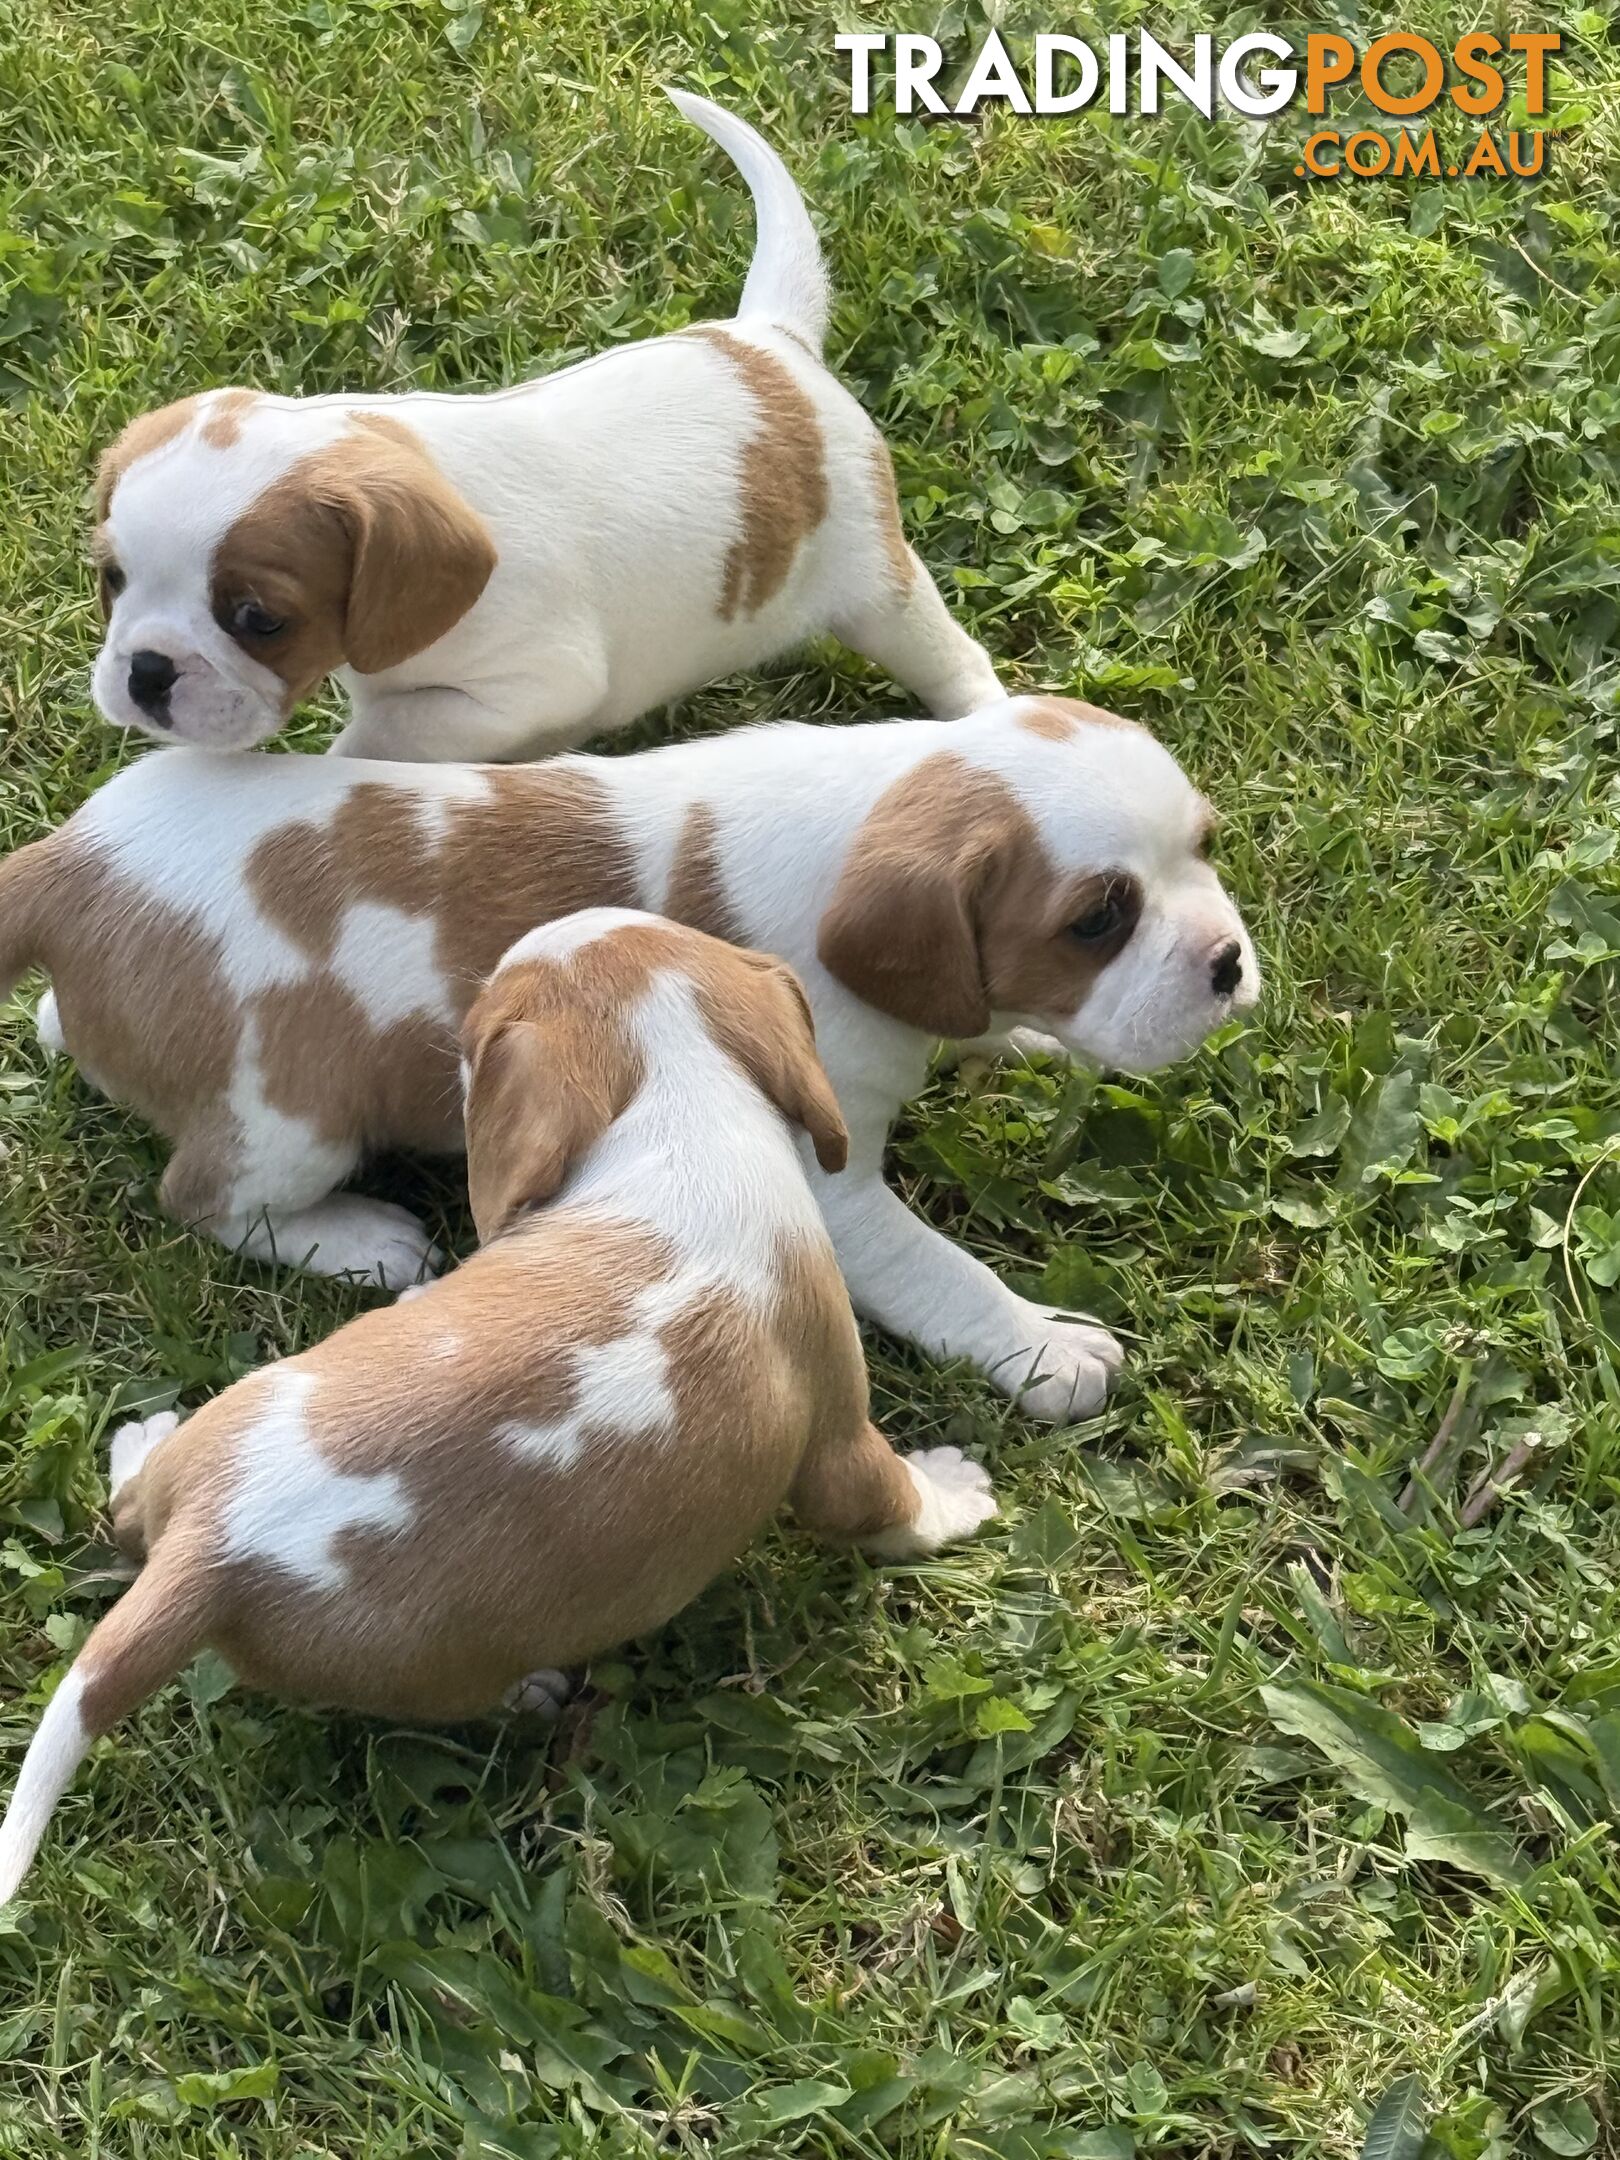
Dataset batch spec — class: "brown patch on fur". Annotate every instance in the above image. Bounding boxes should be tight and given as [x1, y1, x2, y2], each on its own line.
[15, 760, 642, 1238]
[867, 436, 917, 595]
[208, 414, 497, 708]
[253, 979, 461, 1158]
[1016, 697, 1137, 742]
[246, 786, 441, 964]
[698, 328, 829, 619]
[95, 399, 200, 518]
[8, 840, 249, 1219]
[234, 765, 639, 1172]
[817, 754, 1140, 1040]
[432, 768, 640, 997]
[663, 802, 745, 945]
[199, 389, 260, 449]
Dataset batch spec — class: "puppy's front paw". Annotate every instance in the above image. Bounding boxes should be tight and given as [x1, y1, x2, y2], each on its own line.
[1000, 1026, 1073, 1065]
[998, 1314, 1124, 1424]
[108, 1409, 181, 1501]
[501, 1668, 573, 1721]
[901, 1445, 998, 1551]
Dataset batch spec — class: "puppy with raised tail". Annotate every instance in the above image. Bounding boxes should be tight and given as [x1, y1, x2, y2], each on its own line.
[89, 92, 1002, 760]
[0, 911, 996, 1906]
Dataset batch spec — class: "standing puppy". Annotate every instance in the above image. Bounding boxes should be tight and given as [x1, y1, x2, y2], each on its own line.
[0, 912, 996, 1906]
[0, 695, 1259, 1422]
[89, 93, 1002, 761]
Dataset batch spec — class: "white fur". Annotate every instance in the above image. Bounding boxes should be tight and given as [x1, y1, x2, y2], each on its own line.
[221, 1368, 414, 1590]
[108, 1410, 180, 1503]
[214, 1196, 442, 1291]
[502, 1669, 573, 1719]
[39, 701, 1257, 1416]
[35, 988, 65, 1057]
[861, 1447, 999, 1558]
[92, 97, 1001, 759]
[550, 952, 831, 1292]
[0, 1667, 89, 1906]
[333, 905, 459, 1031]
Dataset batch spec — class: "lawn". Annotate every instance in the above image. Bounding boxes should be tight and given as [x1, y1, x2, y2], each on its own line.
[2, 1, 1619, 2153]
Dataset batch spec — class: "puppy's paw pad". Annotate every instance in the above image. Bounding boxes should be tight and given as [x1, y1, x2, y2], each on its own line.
[502, 1668, 573, 1721]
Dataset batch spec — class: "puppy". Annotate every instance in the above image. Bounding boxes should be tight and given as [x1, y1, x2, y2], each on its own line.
[0, 910, 997, 1906]
[89, 92, 1002, 761]
[0, 694, 1259, 1420]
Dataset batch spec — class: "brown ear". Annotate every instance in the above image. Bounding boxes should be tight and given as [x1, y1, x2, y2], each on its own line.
[325, 417, 497, 675]
[817, 759, 1018, 1040]
[705, 958, 850, 1173]
[463, 1013, 627, 1242]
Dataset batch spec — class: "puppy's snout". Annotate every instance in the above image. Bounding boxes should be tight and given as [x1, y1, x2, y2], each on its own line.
[127, 650, 178, 717]
[1209, 937, 1243, 999]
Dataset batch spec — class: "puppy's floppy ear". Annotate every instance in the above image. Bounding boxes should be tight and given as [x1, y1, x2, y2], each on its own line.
[817, 758, 1019, 1041]
[325, 416, 498, 675]
[705, 955, 849, 1173]
[462, 1008, 633, 1242]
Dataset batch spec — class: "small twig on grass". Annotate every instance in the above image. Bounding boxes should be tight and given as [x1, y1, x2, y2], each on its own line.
[1399, 1363, 1474, 1514]
[1508, 234, 1585, 307]
[1456, 1434, 1543, 1531]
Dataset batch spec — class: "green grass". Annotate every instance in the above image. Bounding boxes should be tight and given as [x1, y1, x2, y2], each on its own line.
[2, 0, 1620, 2152]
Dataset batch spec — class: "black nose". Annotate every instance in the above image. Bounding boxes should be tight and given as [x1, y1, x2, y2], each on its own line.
[1211, 938, 1243, 998]
[127, 650, 177, 714]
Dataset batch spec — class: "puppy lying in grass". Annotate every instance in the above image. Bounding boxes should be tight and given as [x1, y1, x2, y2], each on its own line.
[88, 91, 1001, 760]
[0, 694, 1258, 1423]
[0, 910, 996, 1906]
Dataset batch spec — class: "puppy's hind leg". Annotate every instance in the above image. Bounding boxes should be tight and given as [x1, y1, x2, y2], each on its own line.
[213, 1197, 443, 1291]
[835, 553, 1006, 720]
[108, 1411, 180, 1505]
[501, 1669, 574, 1721]
[791, 1421, 998, 1560]
[34, 989, 65, 1059]
[163, 1121, 442, 1292]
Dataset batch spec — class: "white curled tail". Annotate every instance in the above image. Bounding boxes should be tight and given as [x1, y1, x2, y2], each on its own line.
[666, 88, 830, 351]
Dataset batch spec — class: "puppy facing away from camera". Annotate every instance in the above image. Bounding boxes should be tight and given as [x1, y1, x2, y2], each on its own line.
[89, 91, 1002, 761]
[0, 911, 996, 1904]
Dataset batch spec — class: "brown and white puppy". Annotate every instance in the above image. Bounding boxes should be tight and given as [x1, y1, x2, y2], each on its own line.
[0, 910, 996, 1906]
[0, 694, 1259, 1421]
[90, 93, 1001, 761]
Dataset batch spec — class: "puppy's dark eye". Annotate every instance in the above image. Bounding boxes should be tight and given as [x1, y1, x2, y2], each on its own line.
[230, 599, 286, 639]
[101, 563, 126, 598]
[1070, 893, 1125, 942]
